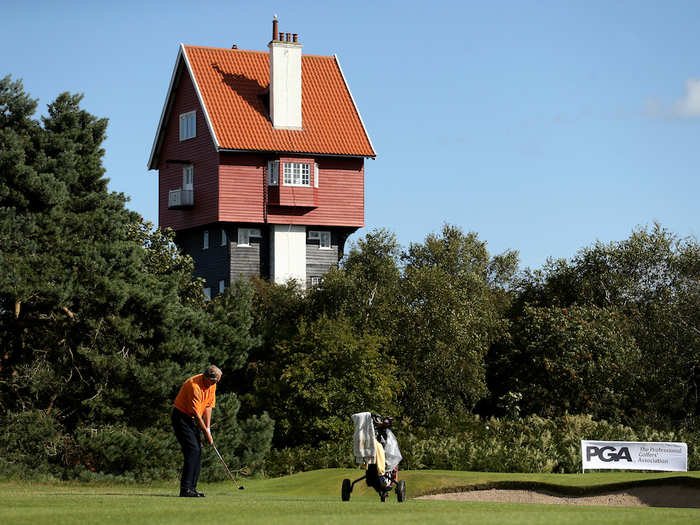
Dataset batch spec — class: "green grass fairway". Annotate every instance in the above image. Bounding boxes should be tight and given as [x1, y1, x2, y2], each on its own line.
[2, 470, 699, 525]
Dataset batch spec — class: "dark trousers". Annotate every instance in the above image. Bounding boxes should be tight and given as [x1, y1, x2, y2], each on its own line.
[172, 408, 202, 490]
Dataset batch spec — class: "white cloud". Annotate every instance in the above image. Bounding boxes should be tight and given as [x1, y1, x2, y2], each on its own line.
[673, 78, 700, 118]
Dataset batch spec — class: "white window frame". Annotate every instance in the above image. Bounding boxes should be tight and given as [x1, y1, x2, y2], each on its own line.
[319, 231, 331, 249]
[283, 162, 310, 187]
[221, 229, 227, 246]
[203, 287, 211, 301]
[179, 111, 196, 141]
[203, 230, 209, 250]
[237, 227, 262, 247]
[218, 280, 225, 294]
[268, 160, 279, 186]
[310, 276, 321, 286]
[314, 163, 319, 188]
[182, 165, 194, 190]
[308, 230, 331, 249]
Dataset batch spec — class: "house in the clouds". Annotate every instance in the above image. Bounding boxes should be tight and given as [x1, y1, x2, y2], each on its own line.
[148, 18, 375, 298]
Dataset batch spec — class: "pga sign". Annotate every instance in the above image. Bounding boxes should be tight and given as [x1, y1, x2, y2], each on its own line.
[581, 440, 687, 472]
[586, 444, 632, 463]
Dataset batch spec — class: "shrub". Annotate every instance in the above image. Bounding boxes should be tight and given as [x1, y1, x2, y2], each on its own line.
[491, 305, 641, 422]
[264, 441, 354, 477]
[262, 415, 700, 476]
[250, 315, 401, 447]
[201, 393, 274, 481]
[74, 424, 178, 481]
[0, 410, 72, 479]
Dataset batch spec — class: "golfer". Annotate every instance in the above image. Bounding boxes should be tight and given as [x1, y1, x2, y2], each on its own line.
[172, 365, 222, 497]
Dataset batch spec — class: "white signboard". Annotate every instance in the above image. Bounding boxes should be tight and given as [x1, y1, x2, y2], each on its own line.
[581, 440, 687, 472]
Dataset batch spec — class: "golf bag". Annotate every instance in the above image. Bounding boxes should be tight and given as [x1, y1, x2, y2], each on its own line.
[341, 412, 406, 502]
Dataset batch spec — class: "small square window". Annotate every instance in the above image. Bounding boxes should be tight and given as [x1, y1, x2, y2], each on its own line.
[203, 287, 211, 301]
[203, 230, 209, 250]
[238, 228, 261, 247]
[179, 111, 196, 141]
[309, 230, 331, 249]
[221, 229, 227, 246]
[283, 162, 311, 186]
[218, 280, 225, 294]
[311, 276, 321, 286]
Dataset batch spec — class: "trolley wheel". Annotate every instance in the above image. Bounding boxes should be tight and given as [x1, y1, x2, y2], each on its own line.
[341, 478, 352, 501]
[396, 480, 406, 502]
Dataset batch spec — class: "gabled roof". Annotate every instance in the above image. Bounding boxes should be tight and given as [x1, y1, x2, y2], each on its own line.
[148, 44, 376, 169]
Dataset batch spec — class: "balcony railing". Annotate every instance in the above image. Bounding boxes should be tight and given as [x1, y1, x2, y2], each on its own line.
[168, 189, 194, 209]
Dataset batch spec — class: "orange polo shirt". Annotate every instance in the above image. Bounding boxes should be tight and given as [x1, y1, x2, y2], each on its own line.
[173, 374, 216, 417]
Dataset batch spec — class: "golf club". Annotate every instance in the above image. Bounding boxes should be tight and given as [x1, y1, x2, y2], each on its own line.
[212, 443, 245, 490]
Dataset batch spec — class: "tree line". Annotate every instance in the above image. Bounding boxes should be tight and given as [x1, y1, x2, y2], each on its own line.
[1, 77, 698, 479]
[239, 221, 699, 448]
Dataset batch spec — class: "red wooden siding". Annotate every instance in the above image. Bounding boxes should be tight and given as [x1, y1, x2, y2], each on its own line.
[158, 63, 219, 231]
[267, 156, 364, 227]
[218, 154, 265, 223]
[218, 153, 364, 227]
[274, 186, 318, 208]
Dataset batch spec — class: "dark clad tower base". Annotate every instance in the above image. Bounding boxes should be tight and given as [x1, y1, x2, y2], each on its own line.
[176, 224, 356, 296]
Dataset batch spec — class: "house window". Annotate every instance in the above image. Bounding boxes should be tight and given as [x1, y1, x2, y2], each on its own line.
[218, 280, 225, 294]
[237, 227, 261, 247]
[221, 229, 227, 246]
[308, 230, 331, 249]
[268, 160, 279, 186]
[182, 165, 194, 190]
[283, 162, 310, 186]
[203, 287, 211, 301]
[179, 111, 196, 141]
[203, 230, 209, 250]
[311, 276, 321, 286]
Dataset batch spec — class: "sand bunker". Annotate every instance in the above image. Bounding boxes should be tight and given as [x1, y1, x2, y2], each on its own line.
[417, 484, 700, 508]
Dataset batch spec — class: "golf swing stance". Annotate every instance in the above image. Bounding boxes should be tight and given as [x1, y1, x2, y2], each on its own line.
[172, 365, 222, 498]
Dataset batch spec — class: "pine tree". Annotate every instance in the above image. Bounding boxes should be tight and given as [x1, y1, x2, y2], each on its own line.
[0, 76, 271, 477]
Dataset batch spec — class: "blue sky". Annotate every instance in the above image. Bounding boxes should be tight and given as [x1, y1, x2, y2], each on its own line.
[3, 0, 699, 269]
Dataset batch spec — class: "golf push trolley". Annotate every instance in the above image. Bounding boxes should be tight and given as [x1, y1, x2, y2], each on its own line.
[342, 412, 406, 503]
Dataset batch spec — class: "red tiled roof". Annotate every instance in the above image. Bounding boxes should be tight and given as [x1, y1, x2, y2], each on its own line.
[182, 45, 375, 158]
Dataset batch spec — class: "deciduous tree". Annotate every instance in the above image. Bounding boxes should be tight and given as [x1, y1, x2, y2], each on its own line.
[506, 224, 700, 428]
[398, 224, 518, 426]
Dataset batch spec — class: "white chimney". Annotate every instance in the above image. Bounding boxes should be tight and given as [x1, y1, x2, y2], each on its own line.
[268, 18, 302, 130]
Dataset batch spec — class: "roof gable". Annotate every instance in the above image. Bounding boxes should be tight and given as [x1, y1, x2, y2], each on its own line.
[148, 44, 375, 168]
